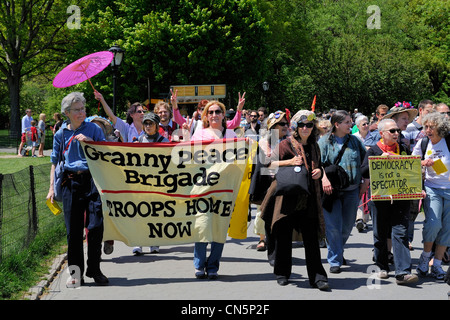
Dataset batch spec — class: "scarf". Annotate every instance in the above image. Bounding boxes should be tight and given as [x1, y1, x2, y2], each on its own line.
[376, 139, 400, 155]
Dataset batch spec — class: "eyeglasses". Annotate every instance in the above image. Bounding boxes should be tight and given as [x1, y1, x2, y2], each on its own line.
[70, 107, 86, 113]
[208, 109, 223, 115]
[424, 125, 436, 131]
[298, 122, 314, 129]
[386, 128, 401, 134]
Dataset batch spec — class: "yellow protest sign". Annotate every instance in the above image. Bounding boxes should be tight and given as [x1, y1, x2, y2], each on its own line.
[81, 138, 249, 246]
[368, 155, 422, 201]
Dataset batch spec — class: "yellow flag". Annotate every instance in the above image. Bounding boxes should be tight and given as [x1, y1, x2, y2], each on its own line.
[228, 140, 257, 239]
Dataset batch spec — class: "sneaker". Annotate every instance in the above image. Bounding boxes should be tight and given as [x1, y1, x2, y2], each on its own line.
[207, 272, 219, 280]
[103, 241, 114, 255]
[378, 270, 389, 279]
[150, 246, 160, 253]
[430, 265, 446, 280]
[66, 275, 83, 288]
[195, 269, 206, 279]
[396, 273, 418, 285]
[416, 253, 431, 276]
[133, 246, 143, 255]
[356, 219, 365, 232]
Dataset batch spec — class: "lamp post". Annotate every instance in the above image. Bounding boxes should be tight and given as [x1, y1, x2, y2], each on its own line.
[109, 44, 124, 114]
[262, 81, 269, 108]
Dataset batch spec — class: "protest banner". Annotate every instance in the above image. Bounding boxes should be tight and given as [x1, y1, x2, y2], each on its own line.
[81, 138, 250, 246]
[368, 155, 422, 201]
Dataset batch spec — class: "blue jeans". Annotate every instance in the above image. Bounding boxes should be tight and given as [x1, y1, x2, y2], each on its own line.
[193, 242, 224, 274]
[372, 200, 412, 277]
[323, 187, 359, 267]
[423, 186, 450, 246]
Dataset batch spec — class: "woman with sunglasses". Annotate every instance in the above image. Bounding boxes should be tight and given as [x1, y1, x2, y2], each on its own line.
[318, 110, 366, 274]
[94, 90, 145, 142]
[188, 100, 237, 280]
[361, 118, 418, 285]
[261, 110, 329, 290]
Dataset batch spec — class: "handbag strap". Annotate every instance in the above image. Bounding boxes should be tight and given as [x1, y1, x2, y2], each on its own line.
[288, 137, 310, 171]
[333, 135, 349, 165]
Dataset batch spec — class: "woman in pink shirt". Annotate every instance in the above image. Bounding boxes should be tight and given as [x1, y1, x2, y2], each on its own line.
[188, 100, 242, 279]
[171, 89, 245, 137]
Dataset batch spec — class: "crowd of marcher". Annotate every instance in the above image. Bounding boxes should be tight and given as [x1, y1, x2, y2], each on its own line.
[38, 89, 450, 291]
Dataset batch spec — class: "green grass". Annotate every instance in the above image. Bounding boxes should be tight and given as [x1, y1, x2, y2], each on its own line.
[0, 157, 66, 300]
[0, 156, 51, 174]
[0, 221, 67, 300]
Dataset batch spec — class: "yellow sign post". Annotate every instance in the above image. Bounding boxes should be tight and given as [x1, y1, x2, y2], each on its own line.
[368, 155, 422, 201]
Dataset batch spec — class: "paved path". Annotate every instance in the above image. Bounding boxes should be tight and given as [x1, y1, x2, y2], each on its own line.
[40, 210, 449, 303]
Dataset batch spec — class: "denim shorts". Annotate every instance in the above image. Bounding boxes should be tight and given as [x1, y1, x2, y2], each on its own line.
[423, 186, 450, 246]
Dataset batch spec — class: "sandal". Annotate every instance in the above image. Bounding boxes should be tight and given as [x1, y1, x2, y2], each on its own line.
[256, 240, 266, 251]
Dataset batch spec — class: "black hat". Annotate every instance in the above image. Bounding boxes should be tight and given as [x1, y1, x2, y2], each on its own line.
[142, 112, 160, 124]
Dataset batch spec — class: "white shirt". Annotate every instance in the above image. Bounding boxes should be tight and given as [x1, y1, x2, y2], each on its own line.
[412, 137, 450, 189]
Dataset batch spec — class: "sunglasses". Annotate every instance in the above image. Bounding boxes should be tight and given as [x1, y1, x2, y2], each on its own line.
[208, 109, 223, 115]
[386, 128, 401, 134]
[298, 122, 314, 129]
[135, 110, 144, 114]
[276, 122, 288, 126]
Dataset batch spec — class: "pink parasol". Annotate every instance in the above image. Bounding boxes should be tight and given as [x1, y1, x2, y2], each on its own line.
[53, 51, 113, 90]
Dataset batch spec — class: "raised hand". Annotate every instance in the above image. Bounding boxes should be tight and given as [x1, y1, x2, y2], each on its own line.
[237, 92, 246, 111]
[170, 89, 178, 109]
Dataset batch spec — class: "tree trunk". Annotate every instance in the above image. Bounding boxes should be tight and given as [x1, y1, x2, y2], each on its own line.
[8, 68, 22, 140]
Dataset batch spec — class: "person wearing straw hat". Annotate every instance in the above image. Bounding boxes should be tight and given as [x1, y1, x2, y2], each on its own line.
[250, 110, 289, 251]
[364, 102, 418, 148]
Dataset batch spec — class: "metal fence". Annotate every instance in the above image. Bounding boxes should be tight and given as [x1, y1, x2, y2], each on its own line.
[0, 130, 53, 151]
[0, 163, 64, 263]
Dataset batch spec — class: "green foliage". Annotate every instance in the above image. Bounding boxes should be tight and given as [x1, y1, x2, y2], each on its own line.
[0, 0, 448, 122]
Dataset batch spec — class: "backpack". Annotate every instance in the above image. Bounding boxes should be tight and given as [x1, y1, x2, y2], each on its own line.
[420, 135, 450, 160]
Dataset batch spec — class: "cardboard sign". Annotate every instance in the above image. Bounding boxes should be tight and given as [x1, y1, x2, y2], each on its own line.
[368, 155, 422, 201]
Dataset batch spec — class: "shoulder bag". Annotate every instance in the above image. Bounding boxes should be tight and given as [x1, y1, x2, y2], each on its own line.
[274, 139, 310, 196]
[324, 137, 350, 190]
[53, 134, 74, 202]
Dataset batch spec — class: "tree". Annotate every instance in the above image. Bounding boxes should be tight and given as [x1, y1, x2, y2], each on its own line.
[60, 0, 270, 114]
[0, 0, 69, 137]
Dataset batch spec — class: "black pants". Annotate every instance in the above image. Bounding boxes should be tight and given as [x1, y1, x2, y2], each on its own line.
[62, 171, 104, 277]
[265, 213, 327, 286]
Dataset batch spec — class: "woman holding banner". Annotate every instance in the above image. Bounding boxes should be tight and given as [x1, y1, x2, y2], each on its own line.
[189, 100, 238, 279]
[261, 110, 329, 290]
[47, 92, 108, 287]
[361, 118, 418, 285]
[318, 110, 366, 274]
[412, 112, 450, 280]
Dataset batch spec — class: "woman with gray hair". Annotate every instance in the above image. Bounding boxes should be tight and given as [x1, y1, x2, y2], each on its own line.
[353, 115, 370, 144]
[47, 92, 108, 287]
[412, 112, 450, 280]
